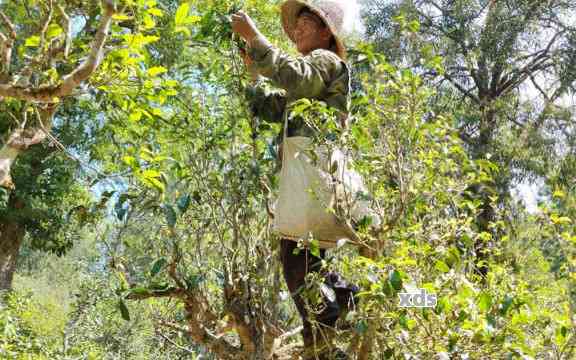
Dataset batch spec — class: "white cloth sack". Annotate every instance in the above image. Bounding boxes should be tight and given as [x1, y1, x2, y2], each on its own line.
[273, 136, 380, 248]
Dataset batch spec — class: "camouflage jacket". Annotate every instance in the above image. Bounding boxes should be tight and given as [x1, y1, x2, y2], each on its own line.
[245, 34, 351, 141]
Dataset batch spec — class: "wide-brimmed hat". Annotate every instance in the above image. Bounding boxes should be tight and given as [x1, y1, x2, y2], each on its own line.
[281, 0, 347, 59]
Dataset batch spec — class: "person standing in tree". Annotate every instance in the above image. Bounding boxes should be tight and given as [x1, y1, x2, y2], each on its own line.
[232, 1, 359, 358]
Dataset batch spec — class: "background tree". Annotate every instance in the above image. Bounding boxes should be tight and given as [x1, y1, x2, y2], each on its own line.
[0, 0, 163, 290]
[362, 0, 576, 277]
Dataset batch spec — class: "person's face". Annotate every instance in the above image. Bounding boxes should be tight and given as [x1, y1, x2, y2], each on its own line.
[293, 13, 332, 55]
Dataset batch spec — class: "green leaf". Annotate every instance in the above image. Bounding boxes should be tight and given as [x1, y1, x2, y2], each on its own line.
[500, 295, 513, 316]
[310, 239, 321, 258]
[382, 280, 393, 297]
[477, 292, 492, 313]
[147, 8, 163, 17]
[389, 270, 403, 291]
[399, 314, 416, 329]
[398, 313, 408, 328]
[556, 326, 568, 346]
[192, 191, 202, 204]
[435, 296, 450, 315]
[128, 111, 142, 122]
[116, 271, 130, 291]
[408, 20, 420, 32]
[46, 24, 63, 39]
[118, 299, 131, 321]
[142, 169, 161, 178]
[141, 169, 165, 193]
[113, 14, 132, 21]
[383, 348, 394, 359]
[24, 36, 40, 47]
[435, 260, 450, 273]
[175, 26, 191, 36]
[177, 194, 191, 213]
[163, 204, 177, 228]
[146, 177, 166, 193]
[115, 196, 128, 221]
[185, 274, 205, 290]
[147, 66, 167, 77]
[175, 3, 189, 26]
[116, 208, 127, 221]
[128, 287, 150, 296]
[355, 320, 368, 334]
[150, 258, 167, 277]
[445, 247, 461, 267]
[143, 14, 156, 30]
[551, 214, 572, 225]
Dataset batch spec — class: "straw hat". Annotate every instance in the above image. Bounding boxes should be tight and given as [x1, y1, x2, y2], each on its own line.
[281, 0, 347, 59]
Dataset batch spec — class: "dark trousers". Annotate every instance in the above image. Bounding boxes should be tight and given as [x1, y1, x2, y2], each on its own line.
[280, 239, 359, 350]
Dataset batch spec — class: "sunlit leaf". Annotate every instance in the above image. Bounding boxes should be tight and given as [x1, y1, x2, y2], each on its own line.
[175, 3, 190, 26]
[150, 258, 167, 277]
[118, 299, 131, 321]
[24, 35, 40, 47]
[147, 66, 167, 77]
[46, 24, 63, 39]
[477, 292, 492, 313]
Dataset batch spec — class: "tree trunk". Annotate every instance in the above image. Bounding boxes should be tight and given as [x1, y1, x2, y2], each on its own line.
[0, 221, 25, 291]
[472, 103, 498, 281]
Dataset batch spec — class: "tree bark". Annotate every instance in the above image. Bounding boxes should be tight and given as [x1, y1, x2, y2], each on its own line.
[0, 221, 25, 291]
[471, 101, 498, 281]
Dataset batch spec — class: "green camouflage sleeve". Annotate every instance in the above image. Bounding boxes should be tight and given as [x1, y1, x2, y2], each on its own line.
[244, 77, 287, 123]
[246, 35, 344, 101]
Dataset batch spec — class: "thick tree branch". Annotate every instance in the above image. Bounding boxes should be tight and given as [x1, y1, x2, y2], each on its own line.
[0, 10, 15, 77]
[183, 299, 245, 360]
[530, 74, 551, 102]
[0, 10, 16, 39]
[0, 128, 47, 189]
[0, 103, 58, 189]
[128, 275, 303, 359]
[0, 143, 19, 189]
[125, 287, 187, 300]
[499, 60, 554, 96]
[56, 4, 71, 59]
[56, 0, 116, 98]
[0, 31, 12, 76]
[156, 332, 196, 355]
[497, 29, 565, 97]
[0, 0, 116, 102]
[444, 72, 480, 104]
[38, 0, 54, 53]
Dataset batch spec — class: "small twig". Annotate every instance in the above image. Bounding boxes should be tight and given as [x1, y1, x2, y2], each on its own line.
[168, 242, 187, 289]
[38, 0, 54, 53]
[56, 4, 71, 59]
[157, 332, 195, 354]
[157, 320, 191, 335]
[0, 10, 16, 40]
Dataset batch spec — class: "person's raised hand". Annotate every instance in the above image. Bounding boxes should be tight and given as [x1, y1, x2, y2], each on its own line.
[231, 11, 259, 45]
